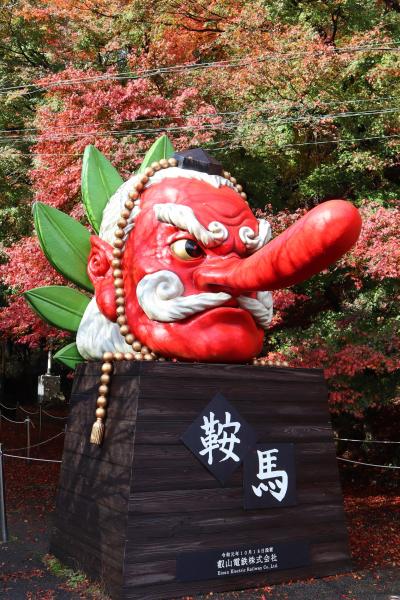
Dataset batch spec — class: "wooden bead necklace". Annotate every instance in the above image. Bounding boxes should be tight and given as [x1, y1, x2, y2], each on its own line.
[90, 160, 248, 444]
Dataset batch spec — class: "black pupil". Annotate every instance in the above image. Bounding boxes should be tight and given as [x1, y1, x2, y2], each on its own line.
[185, 239, 202, 257]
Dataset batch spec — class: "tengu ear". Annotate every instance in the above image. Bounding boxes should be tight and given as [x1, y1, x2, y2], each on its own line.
[88, 236, 114, 281]
[88, 235, 117, 321]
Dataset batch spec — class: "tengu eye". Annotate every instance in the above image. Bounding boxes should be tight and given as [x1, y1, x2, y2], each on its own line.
[170, 239, 204, 260]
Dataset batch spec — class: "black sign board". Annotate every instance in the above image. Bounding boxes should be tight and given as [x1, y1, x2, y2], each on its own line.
[176, 540, 310, 582]
[181, 393, 257, 484]
[243, 443, 297, 509]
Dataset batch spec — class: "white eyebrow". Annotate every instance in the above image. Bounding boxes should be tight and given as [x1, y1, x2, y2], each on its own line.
[153, 203, 228, 247]
[239, 219, 272, 253]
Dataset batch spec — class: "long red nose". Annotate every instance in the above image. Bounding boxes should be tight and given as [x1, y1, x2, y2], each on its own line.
[195, 200, 362, 293]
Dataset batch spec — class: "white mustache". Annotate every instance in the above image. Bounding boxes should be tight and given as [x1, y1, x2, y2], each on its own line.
[136, 270, 273, 328]
[237, 292, 273, 328]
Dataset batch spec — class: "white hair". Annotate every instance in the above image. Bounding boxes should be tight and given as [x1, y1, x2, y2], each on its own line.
[76, 166, 273, 360]
[99, 167, 235, 245]
[153, 203, 228, 247]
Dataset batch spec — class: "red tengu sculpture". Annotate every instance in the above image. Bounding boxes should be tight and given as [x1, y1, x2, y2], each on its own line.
[76, 148, 362, 364]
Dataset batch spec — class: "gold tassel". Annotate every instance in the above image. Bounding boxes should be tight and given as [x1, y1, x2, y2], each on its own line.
[90, 418, 105, 445]
[89, 357, 113, 445]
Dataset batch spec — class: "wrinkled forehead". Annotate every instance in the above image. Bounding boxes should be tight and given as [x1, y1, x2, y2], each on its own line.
[141, 177, 257, 227]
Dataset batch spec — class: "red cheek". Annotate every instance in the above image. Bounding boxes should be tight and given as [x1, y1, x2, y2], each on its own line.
[96, 281, 117, 321]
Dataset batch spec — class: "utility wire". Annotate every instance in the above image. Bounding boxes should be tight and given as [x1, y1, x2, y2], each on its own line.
[0, 122, 234, 143]
[207, 132, 400, 152]
[4, 132, 400, 159]
[1, 104, 398, 139]
[1, 43, 400, 96]
[0, 97, 397, 136]
[281, 133, 400, 148]
[15, 141, 240, 158]
[1, 106, 399, 144]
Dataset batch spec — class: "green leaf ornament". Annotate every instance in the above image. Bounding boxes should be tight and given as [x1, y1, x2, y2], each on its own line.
[54, 342, 84, 369]
[24, 286, 90, 332]
[81, 145, 123, 233]
[138, 134, 175, 173]
[33, 202, 93, 292]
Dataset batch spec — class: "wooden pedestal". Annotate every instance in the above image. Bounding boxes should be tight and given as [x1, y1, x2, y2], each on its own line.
[51, 362, 352, 600]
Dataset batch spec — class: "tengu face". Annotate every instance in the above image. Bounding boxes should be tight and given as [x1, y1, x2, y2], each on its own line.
[87, 172, 361, 363]
[123, 178, 266, 361]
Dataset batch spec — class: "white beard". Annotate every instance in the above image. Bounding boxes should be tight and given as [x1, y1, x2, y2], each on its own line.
[76, 273, 274, 360]
[76, 298, 132, 360]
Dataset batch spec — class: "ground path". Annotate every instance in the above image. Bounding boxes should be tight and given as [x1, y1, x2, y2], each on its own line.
[1, 417, 399, 599]
[1, 506, 399, 600]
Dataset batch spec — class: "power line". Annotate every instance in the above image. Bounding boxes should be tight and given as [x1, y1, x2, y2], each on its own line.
[14, 140, 235, 158]
[0, 106, 399, 144]
[200, 132, 400, 153]
[0, 111, 233, 135]
[1, 43, 400, 96]
[5, 132, 400, 161]
[281, 132, 400, 148]
[0, 122, 234, 144]
[0, 99, 398, 138]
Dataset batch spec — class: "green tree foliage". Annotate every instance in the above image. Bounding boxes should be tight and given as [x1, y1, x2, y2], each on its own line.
[0, 0, 398, 416]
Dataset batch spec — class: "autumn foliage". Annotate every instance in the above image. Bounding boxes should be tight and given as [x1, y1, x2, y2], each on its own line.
[0, 0, 399, 417]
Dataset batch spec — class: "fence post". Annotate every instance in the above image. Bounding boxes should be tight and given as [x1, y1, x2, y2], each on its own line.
[0, 444, 8, 543]
[25, 418, 31, 462]
[39, 404, 42, 441]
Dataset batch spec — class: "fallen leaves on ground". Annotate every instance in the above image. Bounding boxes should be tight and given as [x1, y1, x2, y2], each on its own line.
[0, 569, 45, 582]
[344, 484, 400, 569]
[1, 422, 400, 593]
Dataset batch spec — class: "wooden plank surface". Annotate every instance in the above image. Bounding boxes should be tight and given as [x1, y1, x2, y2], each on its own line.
[50, 361, 140, 594]
[51, 362, 351, 600]
[125, 362, 350, 599]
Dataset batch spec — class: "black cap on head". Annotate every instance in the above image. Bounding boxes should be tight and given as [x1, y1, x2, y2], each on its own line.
[172, 148, 223, 176]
